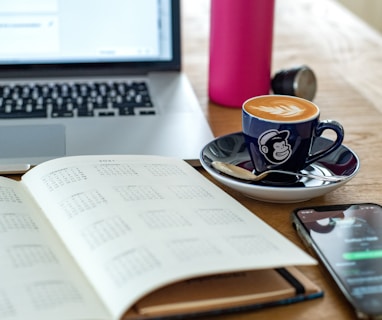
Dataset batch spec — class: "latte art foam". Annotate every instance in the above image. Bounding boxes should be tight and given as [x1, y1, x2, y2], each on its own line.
[255, 105, 304, 118]
[244, 96, 318, 122]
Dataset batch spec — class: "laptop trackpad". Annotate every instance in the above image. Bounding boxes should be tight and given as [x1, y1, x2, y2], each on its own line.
[0, 124, 66, 158]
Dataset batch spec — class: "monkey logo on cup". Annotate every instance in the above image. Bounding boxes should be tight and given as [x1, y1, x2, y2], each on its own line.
[258, 129, 292, 165]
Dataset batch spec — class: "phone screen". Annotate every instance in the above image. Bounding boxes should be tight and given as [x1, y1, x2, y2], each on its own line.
[293, 203, 382, 317]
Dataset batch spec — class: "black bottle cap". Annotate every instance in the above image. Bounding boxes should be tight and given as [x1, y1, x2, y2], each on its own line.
[271, 65, 317, 101]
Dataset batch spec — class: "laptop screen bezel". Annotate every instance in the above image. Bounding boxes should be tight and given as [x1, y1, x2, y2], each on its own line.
[0, 0, 181, 78]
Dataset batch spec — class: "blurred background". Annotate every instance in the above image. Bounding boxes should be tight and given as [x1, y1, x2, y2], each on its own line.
[336, 0, 382, 33]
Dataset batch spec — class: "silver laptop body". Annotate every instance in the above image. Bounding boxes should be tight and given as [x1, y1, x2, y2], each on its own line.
[0, 0, 214, 170]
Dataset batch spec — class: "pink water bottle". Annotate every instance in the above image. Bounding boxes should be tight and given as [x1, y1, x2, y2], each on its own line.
[208, 0, 275, 108]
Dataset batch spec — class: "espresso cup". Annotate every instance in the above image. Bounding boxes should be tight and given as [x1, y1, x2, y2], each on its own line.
[242, 95, 344, 182]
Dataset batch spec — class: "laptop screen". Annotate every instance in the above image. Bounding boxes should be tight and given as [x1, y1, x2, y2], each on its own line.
[0, 0, 180, 77]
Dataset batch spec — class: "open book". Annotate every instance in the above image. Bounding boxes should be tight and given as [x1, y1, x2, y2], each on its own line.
[0, 155, 321, 320]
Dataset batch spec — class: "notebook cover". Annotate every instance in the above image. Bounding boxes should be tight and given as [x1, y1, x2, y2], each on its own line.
[122, 266, 323, 319]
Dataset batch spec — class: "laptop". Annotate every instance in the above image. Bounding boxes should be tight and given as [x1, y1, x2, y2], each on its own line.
[0, 0, 214, 172]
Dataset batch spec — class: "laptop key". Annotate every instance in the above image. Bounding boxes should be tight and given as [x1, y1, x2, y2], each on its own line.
[140, 110, 156, 115]
[118, 106, 135, 116]
[51, 107, 74, 118]
[99, 111, 116, 116]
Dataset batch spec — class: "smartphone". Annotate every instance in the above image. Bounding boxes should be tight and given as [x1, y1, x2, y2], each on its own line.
[292, 203, 382, 319]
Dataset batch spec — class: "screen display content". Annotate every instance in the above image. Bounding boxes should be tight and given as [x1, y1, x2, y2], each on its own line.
[293, 203, 382, 317]
[0, 0, 173, 64]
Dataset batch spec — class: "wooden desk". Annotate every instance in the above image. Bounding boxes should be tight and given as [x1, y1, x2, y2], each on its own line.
[181, 0, 382, 319]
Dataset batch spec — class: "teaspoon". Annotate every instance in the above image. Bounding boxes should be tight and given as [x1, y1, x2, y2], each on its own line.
[211, 161, 348, 182]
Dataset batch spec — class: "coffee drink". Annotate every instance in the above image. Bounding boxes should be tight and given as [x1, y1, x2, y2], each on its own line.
[243, 95, 318, 122]
[242, 95, 344, 180]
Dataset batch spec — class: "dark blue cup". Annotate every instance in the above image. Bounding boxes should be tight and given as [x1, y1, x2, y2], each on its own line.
[242, 95, 344, 182]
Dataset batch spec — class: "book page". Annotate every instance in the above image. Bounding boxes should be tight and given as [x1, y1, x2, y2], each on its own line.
[0, 177, 110, 320]
[21, 155, 316, 319]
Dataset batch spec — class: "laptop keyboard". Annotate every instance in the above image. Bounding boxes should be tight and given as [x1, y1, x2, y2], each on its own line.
[0, 81, 155, 118]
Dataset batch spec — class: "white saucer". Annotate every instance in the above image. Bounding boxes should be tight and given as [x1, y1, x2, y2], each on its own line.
[200, 132, 360, 203]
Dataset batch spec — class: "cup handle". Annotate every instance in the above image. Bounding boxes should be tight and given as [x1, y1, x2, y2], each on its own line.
[305, 120, 344, 166]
